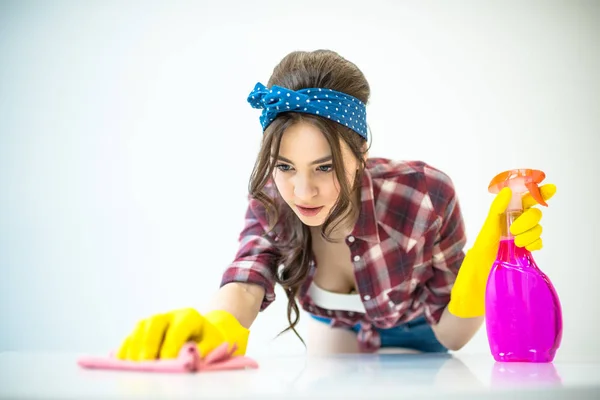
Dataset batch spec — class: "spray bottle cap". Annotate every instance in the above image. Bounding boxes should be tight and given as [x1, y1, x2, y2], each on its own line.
[488, 169, 548, 211]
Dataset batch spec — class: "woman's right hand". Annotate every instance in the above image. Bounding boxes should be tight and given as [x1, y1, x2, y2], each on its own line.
[115, 308, 249, 360]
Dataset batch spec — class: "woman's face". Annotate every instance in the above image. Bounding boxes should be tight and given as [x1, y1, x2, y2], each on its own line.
[272, 121, 359, 227]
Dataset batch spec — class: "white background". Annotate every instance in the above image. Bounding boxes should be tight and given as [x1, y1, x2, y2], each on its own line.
[1, 0, 598, 362]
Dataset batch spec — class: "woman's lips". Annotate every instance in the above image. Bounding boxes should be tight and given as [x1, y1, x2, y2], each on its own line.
[296, 205, 324, 217]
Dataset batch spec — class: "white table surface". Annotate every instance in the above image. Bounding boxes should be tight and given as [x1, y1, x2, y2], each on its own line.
[1, 351, 598, 399]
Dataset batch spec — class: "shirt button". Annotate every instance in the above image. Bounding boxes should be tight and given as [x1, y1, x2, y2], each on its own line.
[363, 295, 371, 301]
[353, 255, 360, 262]
[327, 310, 333, 316]
[348, 236, 355, 243]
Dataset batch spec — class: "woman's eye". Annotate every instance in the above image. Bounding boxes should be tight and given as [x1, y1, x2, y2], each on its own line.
[276, 164, 292, 172]
[317, 165, 333, 173]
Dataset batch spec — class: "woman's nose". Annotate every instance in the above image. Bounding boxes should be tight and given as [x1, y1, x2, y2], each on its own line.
[293, 174, 317, 200]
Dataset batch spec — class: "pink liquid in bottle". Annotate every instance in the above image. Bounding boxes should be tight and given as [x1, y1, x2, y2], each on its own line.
[485, 226, 563, 362]
[485, 169, 562, 363]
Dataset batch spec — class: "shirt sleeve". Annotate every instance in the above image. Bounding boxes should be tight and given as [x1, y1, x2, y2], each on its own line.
[420, 166, 467, 324]
[220, 196, 280, 311]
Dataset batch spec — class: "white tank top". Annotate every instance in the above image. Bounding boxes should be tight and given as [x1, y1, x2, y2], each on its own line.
[307, 281, 366, 313]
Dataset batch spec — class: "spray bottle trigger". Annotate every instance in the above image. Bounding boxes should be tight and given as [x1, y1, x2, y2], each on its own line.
[525, 182, 548, 207]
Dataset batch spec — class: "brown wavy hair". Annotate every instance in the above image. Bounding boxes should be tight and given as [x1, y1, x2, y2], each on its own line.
[248, 50, 371, 344]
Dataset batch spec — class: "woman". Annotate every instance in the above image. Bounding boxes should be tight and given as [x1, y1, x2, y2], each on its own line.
[116, 49, 555, 360]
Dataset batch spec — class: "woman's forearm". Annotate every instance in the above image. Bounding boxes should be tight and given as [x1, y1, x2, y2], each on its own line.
[430, 306, 484, 351]
[206, 282, 265, 329]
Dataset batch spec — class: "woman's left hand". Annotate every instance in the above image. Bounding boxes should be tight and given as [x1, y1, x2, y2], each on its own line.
[448, 183, 556, 318]
[510, 184, 557, 251]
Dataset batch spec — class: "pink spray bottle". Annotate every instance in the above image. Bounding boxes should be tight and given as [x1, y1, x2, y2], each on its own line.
[485, 169, 563, 363]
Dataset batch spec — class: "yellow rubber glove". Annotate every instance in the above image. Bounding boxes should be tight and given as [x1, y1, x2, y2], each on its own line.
[510, 184, 556, 251]
[115, 308, 249, 361]
[448, 184, 556, 318]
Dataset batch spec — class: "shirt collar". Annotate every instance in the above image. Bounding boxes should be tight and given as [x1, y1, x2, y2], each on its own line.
[351, 168, 380, 243]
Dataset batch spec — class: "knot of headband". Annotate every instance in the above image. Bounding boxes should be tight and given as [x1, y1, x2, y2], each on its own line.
[247, 82, 368, 140]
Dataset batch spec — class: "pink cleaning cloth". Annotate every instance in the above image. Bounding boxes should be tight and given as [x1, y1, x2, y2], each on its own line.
[77, 342, 259, 373]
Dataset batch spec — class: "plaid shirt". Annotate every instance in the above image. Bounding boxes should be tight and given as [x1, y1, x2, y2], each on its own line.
[220, 158, 467, 352]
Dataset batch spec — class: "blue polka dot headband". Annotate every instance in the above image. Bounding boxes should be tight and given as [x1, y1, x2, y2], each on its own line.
[247, 82, 368, 140]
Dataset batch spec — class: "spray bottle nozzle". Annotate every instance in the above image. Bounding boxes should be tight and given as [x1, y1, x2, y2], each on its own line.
[488, 169, 548, 209]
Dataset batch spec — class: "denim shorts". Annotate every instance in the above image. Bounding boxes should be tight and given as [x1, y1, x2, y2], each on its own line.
[311, 314, 448, 353]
